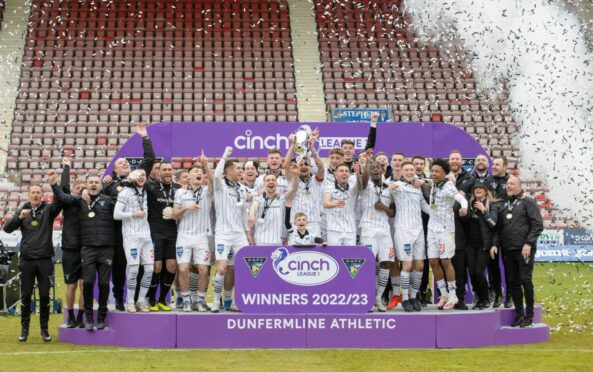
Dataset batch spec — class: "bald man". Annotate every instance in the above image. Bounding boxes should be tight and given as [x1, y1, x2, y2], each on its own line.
[491, 176, 543, 328]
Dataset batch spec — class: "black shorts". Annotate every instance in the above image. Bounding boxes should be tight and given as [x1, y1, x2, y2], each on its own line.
[62, 248, 82, 284]
[154, 239, 176, 261]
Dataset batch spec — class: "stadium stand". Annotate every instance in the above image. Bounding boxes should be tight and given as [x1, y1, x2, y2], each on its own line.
[0, 0, 577, 229]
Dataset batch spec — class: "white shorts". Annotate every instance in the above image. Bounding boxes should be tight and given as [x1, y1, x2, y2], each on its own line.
[214, 231, 248, 265]
[427, 230, 456, 259]
[394, 227, 426, 262]
[176, 234, 210, 265]
[360, 227, 394, 262]
[326, 230, 356, 246]
[123, 235, 154, 265]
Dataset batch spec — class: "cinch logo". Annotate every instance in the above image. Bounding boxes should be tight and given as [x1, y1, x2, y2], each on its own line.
[233, 130, 290, 150]
[271, 247, 339, 286]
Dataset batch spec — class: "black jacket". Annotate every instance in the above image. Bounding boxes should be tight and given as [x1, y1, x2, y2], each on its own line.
[455, 167, 475, 195]
[492, 174, 510, 202]
[492, 191, 544, 252]
[58, 164, 82, 250]
[103, 136, 156, 198]
[52, 184, 116, 247]
[473, 171, 495, 192]
[3, 201, 62, 260]
[466, 201, 499, 251]
[146, 180, 180, 241]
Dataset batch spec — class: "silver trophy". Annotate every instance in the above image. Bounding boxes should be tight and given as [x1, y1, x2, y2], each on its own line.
[294, 124, 312, 163]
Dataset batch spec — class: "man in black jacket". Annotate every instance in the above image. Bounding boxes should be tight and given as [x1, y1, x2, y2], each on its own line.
[491, 156, 512, 308]
[49, 171, 116, 331]
[491, 176, 543, 327]
[58, 157, 86, 327]
[145, 161, 180, 311]
[3, 183, 62, 342]
[447, 150, 474, 310]
[102, 123, 155, 310]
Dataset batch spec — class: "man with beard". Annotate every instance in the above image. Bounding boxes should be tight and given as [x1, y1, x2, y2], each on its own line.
[103, 123, 155, 310]
[473, 154, 494, 190]
[4, 182, 62, 342]
[447, 150, 474, 310]
[491, 156, 512, 308]
[145, 161, 180, 311]
[49, 171, 116, 331]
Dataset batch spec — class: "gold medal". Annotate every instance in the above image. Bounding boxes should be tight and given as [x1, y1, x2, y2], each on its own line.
[506, 213, 513, 220]
[305, 190, 311, 195]
[30, 220, 39, 227]
[88, 211, 96, 218]
[430, 204, 437, 209]
[258, 218, 265, 224]
[236, 201, 244, 208]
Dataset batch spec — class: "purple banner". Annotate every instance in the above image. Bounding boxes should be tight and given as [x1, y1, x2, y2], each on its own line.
[105, 122, 488, 175]
[235, 246, 375, 314]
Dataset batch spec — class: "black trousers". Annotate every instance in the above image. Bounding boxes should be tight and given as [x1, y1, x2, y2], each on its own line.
[504, 248, 535, 316]
[19, 258, 53, 330]
[487, 248, 503, 296]
[451, 249, 468, 301]
[111, 225, 126, 302]
[82, 246, 114, 319]
[466, 244, 490, 303]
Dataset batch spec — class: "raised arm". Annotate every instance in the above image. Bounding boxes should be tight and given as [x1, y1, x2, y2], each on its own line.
[284, 134, 296, 178]
[61, 157, 72, 194]
[135, 123, 156, 174]
[310, 135, 325, 180]
[199, 150, 214, 192]
[214, 147, 233, 190]
[285, 166, 300, 203]
[364, 112, 378, 150]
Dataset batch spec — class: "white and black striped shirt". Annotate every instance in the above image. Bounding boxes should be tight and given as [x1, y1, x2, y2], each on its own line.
[252, 193, 285, 244]
[359, 180, 392, 230]
[428, 180, 467, 232]
[290, 176, 323, 223]
[323, 178, 358, 233]
[214, 178, 248, 234]
[115, 187, 150, 237]
[174, 186, 212, 237]
[254, 173, 290, 195]
[391, 181, 430, 228]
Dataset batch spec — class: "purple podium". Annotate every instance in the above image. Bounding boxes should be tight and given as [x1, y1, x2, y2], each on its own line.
[59, 246, 550, 348]
[58, 305, 549, 349]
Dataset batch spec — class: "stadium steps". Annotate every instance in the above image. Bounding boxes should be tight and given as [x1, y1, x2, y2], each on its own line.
[287, 0, 327, 122]
[0, 0, 29, 175]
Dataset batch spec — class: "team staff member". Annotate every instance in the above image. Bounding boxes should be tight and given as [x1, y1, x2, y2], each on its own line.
[50, 171, 116, 331]
[466, 184, 499, 310]
[491, 155, 512, 308]
[447, 150, 474, 310]
[491, 176, 543, 327]
[3, 183, 62, 342]
[103, 123, 155, 310]
[145, 161, 180, 311]
[58, 157, 85, 328]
